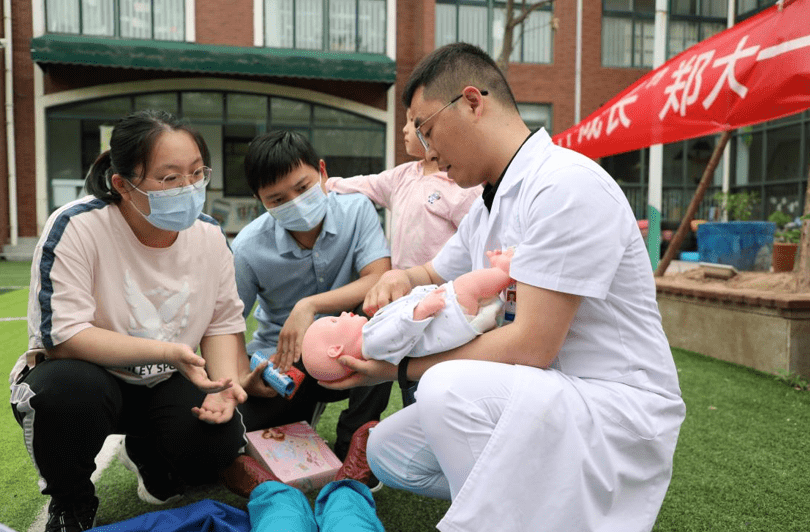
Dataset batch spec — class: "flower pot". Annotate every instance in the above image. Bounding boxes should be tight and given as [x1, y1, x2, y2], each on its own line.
[772, 242, 798, 273]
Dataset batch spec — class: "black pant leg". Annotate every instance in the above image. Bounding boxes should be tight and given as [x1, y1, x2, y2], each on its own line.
[133, 373, 247, 486]
[333, 382, 393, 460]
[10, 359, 123, 501]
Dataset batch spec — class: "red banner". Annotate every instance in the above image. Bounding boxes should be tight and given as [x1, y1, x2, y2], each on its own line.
[552, 0, 810, 160]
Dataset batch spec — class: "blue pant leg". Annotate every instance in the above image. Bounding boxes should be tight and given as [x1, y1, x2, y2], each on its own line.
[313, 480, 385, 532]
[248, 481, 318, 532]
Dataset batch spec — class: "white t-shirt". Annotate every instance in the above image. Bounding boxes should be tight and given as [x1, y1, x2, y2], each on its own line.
[13, 196, 245, 386]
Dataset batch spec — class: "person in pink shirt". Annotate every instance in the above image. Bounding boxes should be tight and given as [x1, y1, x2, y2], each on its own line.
[326, 107, 482, 271]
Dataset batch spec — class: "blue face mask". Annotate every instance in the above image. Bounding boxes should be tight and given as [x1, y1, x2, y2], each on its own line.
[130, 183, 206, 232]
[266, 183, 328, 232]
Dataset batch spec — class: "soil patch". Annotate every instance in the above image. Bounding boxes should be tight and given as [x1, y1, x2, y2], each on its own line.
[662, 267, 802, 294]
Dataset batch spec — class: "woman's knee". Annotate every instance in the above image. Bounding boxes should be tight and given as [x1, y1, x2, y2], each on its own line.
[26, 359, 120, 414]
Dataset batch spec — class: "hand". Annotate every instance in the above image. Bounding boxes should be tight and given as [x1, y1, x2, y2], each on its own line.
[240, 358, 279, 398]
[363, 269, 413, 316]
[486, 248, 514, 273]
[192, 384, 247, 424]
[167, 343, 234, 394]
[276, 300, 317, 373]
[413, 287, 446, 321]
[317, 356, 397, 390]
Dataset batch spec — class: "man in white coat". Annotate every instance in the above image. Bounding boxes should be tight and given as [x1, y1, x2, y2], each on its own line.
[323, 42, 686, 532]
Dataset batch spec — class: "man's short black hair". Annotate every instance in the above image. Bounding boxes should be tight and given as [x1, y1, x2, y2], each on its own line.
[244, 130, 321, 196]
[402, 42, 518, 112]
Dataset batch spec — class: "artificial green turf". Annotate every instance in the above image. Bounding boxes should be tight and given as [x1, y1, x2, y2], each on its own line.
[3, 260, 810, 531]
[0, 260, 32, 288]
[0, 289, 49, 532]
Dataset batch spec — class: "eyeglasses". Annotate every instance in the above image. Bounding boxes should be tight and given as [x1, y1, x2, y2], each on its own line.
[415, 90, 488, 151]
[141, 166, 212, 196]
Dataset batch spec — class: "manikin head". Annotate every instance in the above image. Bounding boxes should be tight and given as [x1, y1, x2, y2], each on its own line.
[301, 312, 368, 382]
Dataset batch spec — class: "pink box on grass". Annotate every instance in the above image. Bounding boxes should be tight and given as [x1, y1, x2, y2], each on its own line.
[245, 421, 343, 492]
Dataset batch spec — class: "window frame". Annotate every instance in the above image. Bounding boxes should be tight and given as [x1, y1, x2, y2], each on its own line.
[44, 0, 186, 41]
[434, 0, 554, 65]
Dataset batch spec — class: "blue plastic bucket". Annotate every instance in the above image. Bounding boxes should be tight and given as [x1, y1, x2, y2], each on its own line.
[696, 221, 775, 271]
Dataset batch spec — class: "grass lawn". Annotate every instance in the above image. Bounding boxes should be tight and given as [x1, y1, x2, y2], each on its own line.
[2, 260, 810, 531]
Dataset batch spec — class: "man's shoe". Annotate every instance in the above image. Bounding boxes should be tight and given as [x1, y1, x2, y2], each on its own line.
[118, 436, 183, 505]
[220, 454, 281, 498]
[335, 421, 378, 487]
[45, 495, 98, 532]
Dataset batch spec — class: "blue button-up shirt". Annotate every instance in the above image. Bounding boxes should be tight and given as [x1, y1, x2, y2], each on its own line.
[232, 192, 390, 353]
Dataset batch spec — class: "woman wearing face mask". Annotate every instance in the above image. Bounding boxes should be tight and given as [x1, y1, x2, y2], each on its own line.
[9, 110, 270, 532]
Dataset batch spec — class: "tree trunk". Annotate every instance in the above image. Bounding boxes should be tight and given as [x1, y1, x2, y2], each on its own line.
[654, 130, 732, 277]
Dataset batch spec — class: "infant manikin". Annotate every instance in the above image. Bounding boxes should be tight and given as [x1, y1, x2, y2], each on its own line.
[302, 249, 514, 382]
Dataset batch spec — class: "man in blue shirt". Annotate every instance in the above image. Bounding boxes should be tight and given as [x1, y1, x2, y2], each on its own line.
[232, 130, 392, 461]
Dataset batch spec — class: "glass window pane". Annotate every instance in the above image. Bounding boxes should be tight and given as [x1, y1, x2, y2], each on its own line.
[266, 0, 294, 47]
[435, 4, 457, 47]
[671, 0, 696, 15]
[67, 97, 132, 118]
[296, 0, 323, 49]
[46, 0, 80, 33]
[517, 103, 551, 133]
[702, 0, 728, 17]
[602, 17, 632, 67]
[766, 125, 802, 182]
[700, 21, 726, 41]
[765, 183, 802, 219]
[312, 129, 385, 177]
[120, 0, 152, 39]
[458, 5, 488, 52]
[271, 98, 311, 126]
[634, 19, 655, 67]
[227, 94, 268, 123]
[330, 0, 356, 51]
[663, 141, 685, 185]
[82, 0, 114, 36]
[224, 124, 261, 197]
[314, 107, 371, 127]
[153, 0, 184, 41]
[604, 0, 631, 11]
[668, 21, 699, 58]
[134, 93, 178, 114]
[182, 92, 224, 122]
[734, 127, 762, 185]
[521, 9, 552, 63]
[358, 0, 385, 53]
[633, 0, 655, 12]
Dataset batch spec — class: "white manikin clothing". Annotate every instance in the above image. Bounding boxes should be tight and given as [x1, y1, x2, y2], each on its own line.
[361, 281, 502, 365]
[370, 129, 686, 532]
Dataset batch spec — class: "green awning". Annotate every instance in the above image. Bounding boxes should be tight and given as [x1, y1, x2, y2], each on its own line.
[30, 34, 396, 85]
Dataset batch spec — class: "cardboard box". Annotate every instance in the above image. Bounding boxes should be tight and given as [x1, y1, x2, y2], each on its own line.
[245, 421, 342, 492]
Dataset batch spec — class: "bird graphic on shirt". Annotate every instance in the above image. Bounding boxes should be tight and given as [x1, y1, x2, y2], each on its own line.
[124, 270, 190, 342]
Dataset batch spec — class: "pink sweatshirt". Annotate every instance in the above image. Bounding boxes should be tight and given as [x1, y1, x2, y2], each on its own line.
[326, 161, 482, 270]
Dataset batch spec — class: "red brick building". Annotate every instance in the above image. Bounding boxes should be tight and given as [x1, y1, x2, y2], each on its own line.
[0, 0, 801, 259]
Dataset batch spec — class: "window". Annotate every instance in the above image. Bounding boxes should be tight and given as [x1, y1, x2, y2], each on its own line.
[264, 0, 386, 53]
[736, 0, 771, 20]
[435, 0, 553, 64]
[668, 0, 727, 58]
[517, 103, 552, 133]
[45, 0, 185, 40]
[602, 0, 654, 67]
[46, 91, 387, 227]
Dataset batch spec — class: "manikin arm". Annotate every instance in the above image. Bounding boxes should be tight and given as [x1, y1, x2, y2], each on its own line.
[452, 249, 514, 315]
[412, 287, 447, 321]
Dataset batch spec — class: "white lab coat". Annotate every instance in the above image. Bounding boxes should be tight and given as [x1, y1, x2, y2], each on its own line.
[423, 129, 686, 531]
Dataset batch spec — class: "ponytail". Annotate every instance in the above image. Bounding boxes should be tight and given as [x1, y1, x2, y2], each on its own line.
[84, 150, 121, 203]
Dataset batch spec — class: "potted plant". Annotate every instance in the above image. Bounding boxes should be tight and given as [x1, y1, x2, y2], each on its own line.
[697, 191, 775, 271]
[768, 210, 801, 272]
